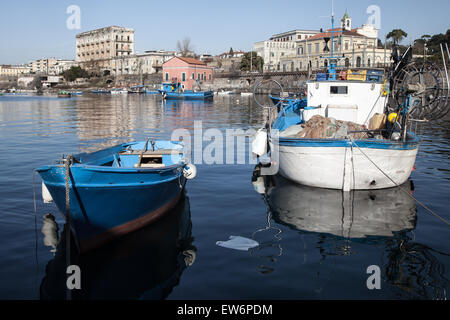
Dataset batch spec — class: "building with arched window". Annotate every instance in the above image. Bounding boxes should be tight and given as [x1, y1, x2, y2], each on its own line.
[276, 12, 391, 72]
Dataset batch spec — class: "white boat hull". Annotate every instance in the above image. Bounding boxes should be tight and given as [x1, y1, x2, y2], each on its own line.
[269, 139, 418, 191]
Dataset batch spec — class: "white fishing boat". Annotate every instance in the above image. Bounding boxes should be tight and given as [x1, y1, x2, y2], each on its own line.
[110, 88, 128, 95]
[252, 44, 449, 191]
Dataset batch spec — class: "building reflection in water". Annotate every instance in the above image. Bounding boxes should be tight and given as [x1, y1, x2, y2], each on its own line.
[251, 165, 449, 299]
[40, 194, 196, 300]
[71, 95, 265, 154]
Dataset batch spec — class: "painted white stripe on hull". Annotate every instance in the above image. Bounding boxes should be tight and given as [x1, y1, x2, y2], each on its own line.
[270, 142, 418, 190]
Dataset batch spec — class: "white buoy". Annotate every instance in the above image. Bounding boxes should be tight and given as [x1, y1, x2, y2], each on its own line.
[42, 182, 53, 203]
[183, 163, 197, 180]
[251, 129, 267, 157]
[41, 213, 59, 253]
[252, 176, 266, 194]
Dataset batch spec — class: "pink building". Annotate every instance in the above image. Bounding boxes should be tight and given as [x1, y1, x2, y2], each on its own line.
[162, 57, 213, 90]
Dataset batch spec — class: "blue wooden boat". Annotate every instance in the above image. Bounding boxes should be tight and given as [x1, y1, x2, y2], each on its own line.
[91, 89, 110, 94]
[36, 139, 197, 252]
[159, 82, 213, 100]
[269, 94, 305, 112]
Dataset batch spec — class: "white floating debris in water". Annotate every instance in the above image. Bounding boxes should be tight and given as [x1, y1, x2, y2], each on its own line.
[216, 236, 259, 251]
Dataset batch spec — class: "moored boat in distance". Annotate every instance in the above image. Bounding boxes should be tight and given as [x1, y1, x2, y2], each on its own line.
[110, 88, 128, 95]
[91, 88, 110, 94]
[57, 90, 72, 98]
[159, 82, 213, 100]
[36, 139, 197, 252]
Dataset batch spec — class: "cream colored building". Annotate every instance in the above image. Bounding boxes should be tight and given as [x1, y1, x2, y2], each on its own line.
[280, 13, 391, 71]
[31, 58, 57, 74]
[254, 29, 320, 71]
[90, 50, 175, 76]
[30, 58, 77, 75]
[76, 26, 134, 63]
[255, 13, 391, 72]
[0, 64, 31, 76]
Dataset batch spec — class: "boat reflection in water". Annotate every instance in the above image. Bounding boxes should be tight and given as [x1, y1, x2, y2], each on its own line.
[40, 194, 196, 300]
[252, 165, 449, 299]
[254, 168, 417, 239]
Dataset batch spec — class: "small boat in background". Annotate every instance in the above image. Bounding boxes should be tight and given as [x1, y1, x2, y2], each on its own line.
[111, 88, 128, 95]
[71, 91, 83, 95]
[217, 90, 236, 95]
[57, 91, 72, 98]
[36, 139, 197, 252]
[91, 89, 110, 94]
[128, 85, 146, 94]
[159, 82, 213, 100]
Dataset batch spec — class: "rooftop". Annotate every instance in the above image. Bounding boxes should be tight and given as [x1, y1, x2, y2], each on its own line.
[76, 26, 134, 38]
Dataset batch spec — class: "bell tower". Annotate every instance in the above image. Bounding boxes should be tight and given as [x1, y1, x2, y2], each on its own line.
[341, 10, 352, 31]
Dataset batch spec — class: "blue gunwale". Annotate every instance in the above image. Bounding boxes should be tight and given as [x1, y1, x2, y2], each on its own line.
[271, 132, 420, 150]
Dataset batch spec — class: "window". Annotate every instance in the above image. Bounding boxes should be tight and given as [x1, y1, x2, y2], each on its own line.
[182, 72, 186, 81]
[345, 42, 349, 50]
[165, 73, 169, 81]
[197, 73, 200, 80]
[209, 74, 211, 80]
[192, 73, 195, 79]
[330, 86, 348, 94]
[298, 46, 303, 55]
[201, 73, 204, 80]
[315, 43, 319, 53]
[307, 44, 311, 53]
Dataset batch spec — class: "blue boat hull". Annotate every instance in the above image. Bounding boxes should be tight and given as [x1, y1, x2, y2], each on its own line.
[160, 90, 214, 100]
[37, 141, 187, 252]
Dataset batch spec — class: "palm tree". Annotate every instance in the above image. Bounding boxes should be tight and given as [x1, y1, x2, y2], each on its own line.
[386, 29, 408, 45]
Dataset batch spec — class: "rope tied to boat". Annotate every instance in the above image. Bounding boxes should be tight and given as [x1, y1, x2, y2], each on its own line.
[350, 138, 450, 226]
[64, 155, 73, 300]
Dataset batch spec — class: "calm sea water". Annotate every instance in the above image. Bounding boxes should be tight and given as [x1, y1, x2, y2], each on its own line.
[0, 93, 448, 300]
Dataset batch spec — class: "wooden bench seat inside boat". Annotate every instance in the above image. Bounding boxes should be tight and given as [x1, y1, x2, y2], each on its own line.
[118, 149, 183, 168]
[119, 149, 183, 156]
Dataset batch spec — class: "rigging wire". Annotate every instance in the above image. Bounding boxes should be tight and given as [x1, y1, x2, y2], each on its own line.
[351, 139, 450, 226]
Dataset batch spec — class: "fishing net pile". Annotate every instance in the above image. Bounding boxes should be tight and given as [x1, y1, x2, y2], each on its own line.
[296, 115, 369, 139]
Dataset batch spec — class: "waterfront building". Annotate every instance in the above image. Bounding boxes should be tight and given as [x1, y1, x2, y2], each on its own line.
[31, 58, 57, 74]
[0, 64, 31, 76]
[90, 50, 175, 76]
[255, 12, 391, 72]
[254, 30, 320, 71]
[76, 26, 134, 63]
[52, 60, 77, 75]
[162, 57, 213, 90]
[30, 58, 77, 75]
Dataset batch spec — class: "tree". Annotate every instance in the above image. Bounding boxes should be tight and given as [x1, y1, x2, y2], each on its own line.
[176, 37, 194, 57]
[62, 66, 89, 82]
[240, 52, 263, 72]
[386, 29, 408, 45]
[229, 47, 234, 57]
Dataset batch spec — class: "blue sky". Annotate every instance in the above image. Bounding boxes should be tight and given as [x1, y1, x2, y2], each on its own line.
[0, 0, 449, 64]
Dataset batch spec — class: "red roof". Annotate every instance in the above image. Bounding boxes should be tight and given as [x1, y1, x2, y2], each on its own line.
[307, 29, 364, 40]
[177, 57, 206, 65]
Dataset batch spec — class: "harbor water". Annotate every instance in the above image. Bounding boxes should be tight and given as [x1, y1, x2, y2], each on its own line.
[0, 93, 449, 299]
